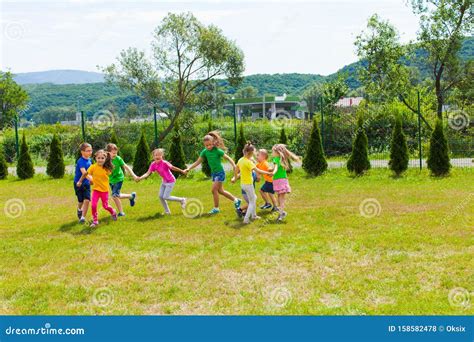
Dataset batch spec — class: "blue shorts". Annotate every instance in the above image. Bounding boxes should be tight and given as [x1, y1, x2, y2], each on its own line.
[260, 181, 274, 194]
[110, 181, 123, 197]
[74, 182, 91, 202]
[211, 171, 226, 182]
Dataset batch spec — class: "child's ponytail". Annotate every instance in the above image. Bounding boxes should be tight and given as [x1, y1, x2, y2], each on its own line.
[204, 131, 227, 151]
[243, 141, 255, 155]
[273, 144, 300, 171]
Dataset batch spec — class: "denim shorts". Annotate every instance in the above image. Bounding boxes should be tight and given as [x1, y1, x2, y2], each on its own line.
[110, 181, 123, 197]
[260, 181, 275, 194]
[211, 170, 226, 182]
[74, 182, 91, 202]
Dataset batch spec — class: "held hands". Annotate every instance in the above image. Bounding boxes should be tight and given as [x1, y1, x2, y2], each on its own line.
[76, 181, 82, 187]
[231, 176, 236, 184]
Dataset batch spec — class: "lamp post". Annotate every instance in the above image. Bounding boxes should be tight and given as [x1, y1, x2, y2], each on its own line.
[14, 115, 19, 159]
[232, 96, 237, 147]
[153, 106, 159, 148]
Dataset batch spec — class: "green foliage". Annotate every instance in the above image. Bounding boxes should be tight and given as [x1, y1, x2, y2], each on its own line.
[110, 130, 119, 145]
[347, 116, 371, 175]
[133, 132, 151, 176]
[388, 116, 409, 176]
[0, 144, 8, 180]
[235, 123, 246, 162]
[0, 71, 29, 129]
[32, 106, 76, 125]
[427, 119, 451, 176]
[235, 86, 258, 98]
[302, 119, 327, 176]
[201, 121, 213, 178]
[46, 134, 65, 178]
[16, 134, 35, 180]
[168, 126, 186, 179]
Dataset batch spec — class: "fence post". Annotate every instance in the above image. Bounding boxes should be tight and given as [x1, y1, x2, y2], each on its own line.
[417, 91, 422, 170]
[14, 115, 19, 159]
[80, 110, 86, 141]
[153, 106, 159, 148]
[320, 97, 324, 149]
[233, 99, 237, 147]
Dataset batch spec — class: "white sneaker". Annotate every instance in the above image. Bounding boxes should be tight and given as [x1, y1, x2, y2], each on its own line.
[181, 198, 187, 210]
[277, 211, 287, 221]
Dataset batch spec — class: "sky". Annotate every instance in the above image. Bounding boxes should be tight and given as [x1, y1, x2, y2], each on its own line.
[0, 0, 421, 76]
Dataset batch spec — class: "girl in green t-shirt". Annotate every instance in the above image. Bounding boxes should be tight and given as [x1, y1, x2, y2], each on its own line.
[185, 131, 241, 214]
[270, 144, 300, 222]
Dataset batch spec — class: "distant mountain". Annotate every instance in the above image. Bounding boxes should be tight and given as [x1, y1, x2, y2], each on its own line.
[13, 70, 105, 85]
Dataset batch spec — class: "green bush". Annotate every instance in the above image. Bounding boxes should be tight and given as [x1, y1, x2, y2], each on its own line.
[303, 119, 327, 176]
[168, 126, 187, 178]
[17, 134, 35, 180]
[427, 119, 451, 176]
[347, 116, 371, 175]
[46, 134, 65, 178]
[0, 144, 8, 180]
[388, 116, 409, 176]
[234, 123, 246, 162]
[133, 132, 151, 176]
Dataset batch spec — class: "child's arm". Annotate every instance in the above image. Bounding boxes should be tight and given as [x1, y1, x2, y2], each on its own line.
[123, 164, 138, 180]
[170, 165, 187, 175]
[223, 154, 237, 170]
[76, 171, 89, 186]
[231, 165, 240, 183]
[185, 157, 203, 173]
[136, 170, 152, 182]
[254, 166, 272, 176]
[80, 167, 93, 182]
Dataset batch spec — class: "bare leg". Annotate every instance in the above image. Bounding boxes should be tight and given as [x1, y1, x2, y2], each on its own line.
[216, 182, 236, 202]
[82, 200, 90, 217]
[278, 193, 286, 212]
[260, 189, 270, 204]
[119, 193, 132, 199]
[211, 182, 220, 208]
[112, 196, 124, 214]
[269, 193, 278, 207]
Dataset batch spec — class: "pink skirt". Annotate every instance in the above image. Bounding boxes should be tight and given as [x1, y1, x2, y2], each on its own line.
[273, 178, 291, 194]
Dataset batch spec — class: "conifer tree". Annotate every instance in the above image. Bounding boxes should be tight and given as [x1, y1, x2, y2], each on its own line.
[388, 116, 409, 176]
[302, 119, 328, 176]
[427, 119, 451, 176]
[133, 131, 151, 176]
[46, 134, 65, 178]
[168, 125, 187, 178]
[347, 116, 371, 175]
[17, 133, 35, 180]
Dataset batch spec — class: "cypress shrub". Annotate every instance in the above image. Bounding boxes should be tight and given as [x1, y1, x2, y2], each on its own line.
[427, 119, 451, 176]
[17, 133, 35, 180]
[168, 125, 186, 178]
[0, 144, 8, 180]
[347, 116, 371, 175]
[234, 123, 246, 162]
[303, 119, 328, 176]
[388, 116, 409, 176]
[46, 134, 65, 178]
[110, 130, 119, 146]
[279, 127, 293, 173]
[201, 121, 212, 178]
[133, 131, 151, 176]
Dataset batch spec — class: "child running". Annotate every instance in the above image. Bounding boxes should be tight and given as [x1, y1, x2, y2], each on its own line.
[185, 131, 241, 214]
[77, 150, 117, 227]
[270, 144, 300, 221]
[136, 149, 187, 215]
[106, 143, 138, 217]
[231, 142, 270, 224]
[256, 149, 278, 211]
[74, 143, 93, 223]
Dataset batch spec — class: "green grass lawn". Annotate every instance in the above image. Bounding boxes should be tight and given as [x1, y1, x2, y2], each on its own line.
[0, 168, 473, 315]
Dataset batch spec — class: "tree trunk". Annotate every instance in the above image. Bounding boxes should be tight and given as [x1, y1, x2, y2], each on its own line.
[435, 75, 443, 120]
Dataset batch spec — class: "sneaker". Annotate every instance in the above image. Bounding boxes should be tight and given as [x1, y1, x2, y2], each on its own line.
[277, 211, 288, 221]
[130, 192, 136, 207]
[112, 213, 118, 221]
[208, 208, 221, 215]
[79, 216, 86, 223]
[236, 208, 243, 218]
[260, 203, 272, 210]
[164, 212, 171, 216]
[252, 215, 262, 220]
[90, 222, 98, 228]
[181, 198, 187, 210]
[77, 209, 83, 220]
[271, 206, 279, 212]
[118, 212, 126, 217]
[234, 198, 241, 209]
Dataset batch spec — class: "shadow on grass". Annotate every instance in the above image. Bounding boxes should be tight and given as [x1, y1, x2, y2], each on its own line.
[137, 213, 165, 222]
[58, 220, 80, 232]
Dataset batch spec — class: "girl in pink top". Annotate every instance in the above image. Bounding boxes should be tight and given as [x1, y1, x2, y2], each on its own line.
[136, 149, 187, 215]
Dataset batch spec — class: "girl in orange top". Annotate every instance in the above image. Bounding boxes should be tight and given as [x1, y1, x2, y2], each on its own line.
[256, 149, 278, 211]
[77, 150, 117, 227]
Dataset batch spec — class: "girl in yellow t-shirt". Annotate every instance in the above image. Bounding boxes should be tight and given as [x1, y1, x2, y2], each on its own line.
[77, 150, 117, 227]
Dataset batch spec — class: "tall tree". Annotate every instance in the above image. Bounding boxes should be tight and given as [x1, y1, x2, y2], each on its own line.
[133, 132, 151, 176]
[388, 116, 409, 176]
[16, 133, 34, 180]
[46, 134, 65, 179]
[0, 144, 8, 180]
[103, 12, 244, 142]
[411, 0, 473, 118]
[0, 71, 29, 129]
[235, 86, 258, 99]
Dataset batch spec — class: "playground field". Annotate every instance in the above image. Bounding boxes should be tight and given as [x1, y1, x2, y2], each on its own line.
[0, 168, 472, 315]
